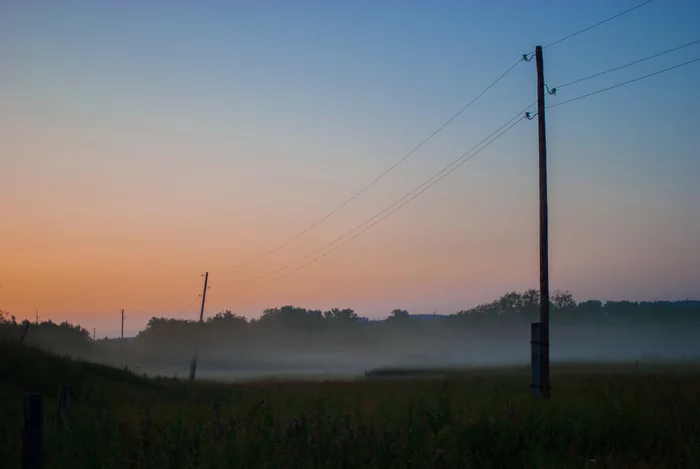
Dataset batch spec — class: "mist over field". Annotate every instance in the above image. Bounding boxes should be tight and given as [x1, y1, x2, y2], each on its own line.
[131, 323, 700, 381]
[4, 291, 699, 381]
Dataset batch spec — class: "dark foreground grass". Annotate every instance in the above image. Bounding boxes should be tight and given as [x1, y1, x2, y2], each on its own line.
[2, 341, 700, 468]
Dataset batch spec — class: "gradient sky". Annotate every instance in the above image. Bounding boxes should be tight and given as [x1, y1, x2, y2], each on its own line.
[2, 0, 699, 337]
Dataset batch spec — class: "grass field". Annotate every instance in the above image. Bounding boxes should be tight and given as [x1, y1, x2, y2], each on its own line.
[2, 341, 700, 468]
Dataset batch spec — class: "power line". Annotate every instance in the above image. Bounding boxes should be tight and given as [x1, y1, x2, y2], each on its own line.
[174, 295, 203, 319]
[221, 2, 657, 276]
[235, 112, 529, 294]
[172, 54, 700, 302]
[219, 57, 526, 274]
[233, 105, 534, 293]
[232, 103, 534, 286]
[233, 52, 700, 293]
[554, 39, 700, 89]
[543, 0, 655, 49]
[548, 57, 700, 109]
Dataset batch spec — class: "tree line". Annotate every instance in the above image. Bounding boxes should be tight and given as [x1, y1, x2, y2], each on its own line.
[3, 290, 698, 353]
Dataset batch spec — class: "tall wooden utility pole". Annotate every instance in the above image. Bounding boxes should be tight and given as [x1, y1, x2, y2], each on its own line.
[189, 272, 209, 381]
[120, 309, 126, 368]
[198, 272, 209, 323]
[535, 45, 551, 399]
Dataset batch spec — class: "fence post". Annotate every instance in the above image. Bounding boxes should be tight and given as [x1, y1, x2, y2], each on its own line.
[22, 393, 44, 469]
[530, 322, 542, 398]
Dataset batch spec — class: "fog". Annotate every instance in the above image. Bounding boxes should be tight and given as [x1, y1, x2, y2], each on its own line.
[122, 323, 700, 382]
[6, 297, 699, 381]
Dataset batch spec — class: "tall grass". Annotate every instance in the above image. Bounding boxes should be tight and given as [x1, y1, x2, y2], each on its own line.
[2, 341, 700, 468]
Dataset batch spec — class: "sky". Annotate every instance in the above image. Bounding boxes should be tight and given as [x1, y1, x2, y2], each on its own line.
[1, 0, 699, 337]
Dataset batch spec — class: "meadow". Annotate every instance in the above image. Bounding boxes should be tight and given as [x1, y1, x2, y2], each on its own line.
[2, 341, 700, 468]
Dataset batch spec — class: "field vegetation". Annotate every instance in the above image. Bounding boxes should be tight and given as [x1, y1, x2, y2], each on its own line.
[3, 340, 700, 468]
[3, 292, 700, 467]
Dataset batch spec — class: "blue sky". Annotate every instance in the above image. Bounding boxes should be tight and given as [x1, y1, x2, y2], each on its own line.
[1, 0, 699, 334]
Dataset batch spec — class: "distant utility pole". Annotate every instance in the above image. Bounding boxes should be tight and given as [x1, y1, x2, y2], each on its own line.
[93, 328, 96, 342]
[35, 309, 39, 325]
[536, 45, 551, 399]
[120, 309, 126, 368]
[189, 272, 209, 381]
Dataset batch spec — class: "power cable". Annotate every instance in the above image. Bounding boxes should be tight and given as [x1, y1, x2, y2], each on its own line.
[543, 0, 655, 49]
[218, 57, 527, 274]
[222, 52, 700, 298]
[548, 57, 700, 109]
[232, 103, 535, 286]
[222, 0, 658, 275]
[234, 53, 700, 292]
[554, 39, 700, 90]
[233, 104, 534, 293]
[173, 296, 203, 319]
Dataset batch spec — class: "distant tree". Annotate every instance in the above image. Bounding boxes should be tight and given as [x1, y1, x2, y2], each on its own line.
[522, 289, 539, 307]
[551, 290, 576, 311]
[497, 292, 524, 314]
[0, 310, 19, 341]
[603, 301, 638, 321]
[207, 310, 247, 325]
[388, 309, 411, 322]
[307, 309, 323, 321]
[0, 309, 16, 324]
[519, 289, 540, 321]
[323, 308, 358, 321]
[10, 289, 700, 361]
[260, 306, 326, 330]
[137, 317, 194, 345]
[260, 307, 280, 321]
[577, 300, 603, 316]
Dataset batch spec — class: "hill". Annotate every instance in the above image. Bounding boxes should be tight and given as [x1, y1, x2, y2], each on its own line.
[0, 339, 151, 396]
[0, 340, 175, 466]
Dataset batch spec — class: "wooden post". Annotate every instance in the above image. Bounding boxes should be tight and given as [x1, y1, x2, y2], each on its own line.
[535, 45, 551, 399]
[198, 273, 209, 323]
[188, 354, 198, 381]
[22, 394, 44, 469]
[120, 309, 126, 368]
[189, 272, 209, 381]
[530, 322, 542, 397]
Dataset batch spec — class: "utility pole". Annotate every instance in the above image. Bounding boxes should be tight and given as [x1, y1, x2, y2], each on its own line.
[535, 45, 551, 399]
[93, 328, 96, 342]
[120, 309, 126, 368]
[35, 309, 39, 325]
[189, 272, 209, 381]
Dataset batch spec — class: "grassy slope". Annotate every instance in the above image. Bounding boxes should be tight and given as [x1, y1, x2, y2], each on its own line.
[3, 340, 700, 468]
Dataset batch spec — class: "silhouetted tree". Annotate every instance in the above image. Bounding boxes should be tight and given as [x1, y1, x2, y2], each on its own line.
[324, 308, 358, 321]
[7, 290, 700, 365]
[0, 309, 14, 324]
[388, 309, 411, 322]
[207, 310, 247, 326]
[551, 290, 576, 311]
